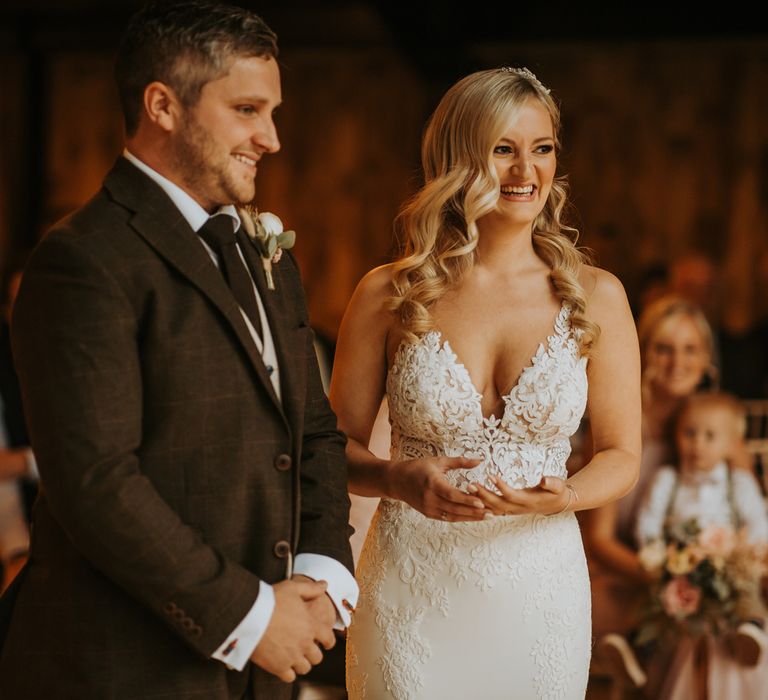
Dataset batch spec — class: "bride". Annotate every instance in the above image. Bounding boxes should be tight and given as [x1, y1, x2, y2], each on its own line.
[330, 67, 641, 700]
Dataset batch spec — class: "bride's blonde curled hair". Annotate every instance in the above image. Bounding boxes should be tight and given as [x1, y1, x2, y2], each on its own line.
[386, 67, 599, 355]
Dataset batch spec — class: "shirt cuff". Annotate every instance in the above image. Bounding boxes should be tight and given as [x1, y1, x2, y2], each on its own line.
[293, 553, 359, 629]
[211, 582, 274, 672]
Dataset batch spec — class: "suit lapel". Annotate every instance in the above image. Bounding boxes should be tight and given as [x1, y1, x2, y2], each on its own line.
[103, 158, 288, 425]
[239, 236, 305, 433]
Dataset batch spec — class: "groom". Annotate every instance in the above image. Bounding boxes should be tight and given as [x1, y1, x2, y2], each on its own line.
[0, 2, 357, 698]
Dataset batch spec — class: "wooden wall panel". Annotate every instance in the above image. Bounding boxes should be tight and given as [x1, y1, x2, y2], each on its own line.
[46, 51, 123, 227]
[4, 36, 766, 333]
[255, 47, 425, 336]
[0, 54, 27, 268]
[475, 40, 768, 324]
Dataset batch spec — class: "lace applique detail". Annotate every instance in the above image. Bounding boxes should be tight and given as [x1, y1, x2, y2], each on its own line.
[519, 514, 592, 699]
[387, 302, 587, 492]
[376, 604, 431, 697]
[349, 302, 590, 700]
[346, 639, 368, 698]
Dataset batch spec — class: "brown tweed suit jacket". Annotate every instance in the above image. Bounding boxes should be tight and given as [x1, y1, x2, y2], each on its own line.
[0, 158, 353, 699]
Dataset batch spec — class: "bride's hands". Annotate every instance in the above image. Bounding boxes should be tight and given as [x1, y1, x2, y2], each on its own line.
[468, 475, 572, 516]
[388, 456, 486, 522]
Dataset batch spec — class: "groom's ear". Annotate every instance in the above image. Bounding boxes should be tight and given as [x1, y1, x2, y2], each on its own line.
[143, 82, 182, 133]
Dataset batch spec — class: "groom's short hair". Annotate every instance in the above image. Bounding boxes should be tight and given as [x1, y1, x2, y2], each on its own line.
[115, 0, 278, 136]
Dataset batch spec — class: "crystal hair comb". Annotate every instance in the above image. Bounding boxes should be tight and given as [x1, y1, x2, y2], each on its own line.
[499, 66, 551, 95]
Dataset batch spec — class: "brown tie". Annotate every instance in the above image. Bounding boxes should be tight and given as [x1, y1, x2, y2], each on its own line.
[198, 215, 263, 340]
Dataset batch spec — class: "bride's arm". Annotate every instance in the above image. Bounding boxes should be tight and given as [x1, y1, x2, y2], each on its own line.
[582, 504, 648, 581]
[329, 266, 391, 497]
[330, 266, 485, 521]
[567, 267, 641, 510]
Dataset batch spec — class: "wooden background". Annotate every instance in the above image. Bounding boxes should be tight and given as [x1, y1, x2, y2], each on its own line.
[1, 2, 766, 337]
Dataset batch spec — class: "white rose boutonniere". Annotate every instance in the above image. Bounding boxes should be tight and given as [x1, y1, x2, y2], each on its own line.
[239, 207, 296, 290]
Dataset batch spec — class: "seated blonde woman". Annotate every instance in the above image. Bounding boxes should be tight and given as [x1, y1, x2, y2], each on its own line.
[582, 297, 718, 682]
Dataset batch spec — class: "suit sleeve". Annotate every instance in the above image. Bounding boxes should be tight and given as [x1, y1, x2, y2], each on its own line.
[12, 232, 262, 658]
[282, 254, 355, 574]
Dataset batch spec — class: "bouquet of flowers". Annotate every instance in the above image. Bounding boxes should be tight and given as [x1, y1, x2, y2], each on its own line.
[636, 520, 768, 645]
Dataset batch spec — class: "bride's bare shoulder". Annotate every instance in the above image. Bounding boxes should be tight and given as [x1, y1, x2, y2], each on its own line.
[578, 264, 632, 323]
[356, 263, 397, 298]
[341, 264, 397, 333]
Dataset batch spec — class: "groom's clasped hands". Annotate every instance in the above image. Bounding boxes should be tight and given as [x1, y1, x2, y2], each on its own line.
[250, 576, 337, 683]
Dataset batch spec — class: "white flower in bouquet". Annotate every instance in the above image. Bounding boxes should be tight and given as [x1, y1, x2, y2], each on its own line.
[638, 540, 667, 577]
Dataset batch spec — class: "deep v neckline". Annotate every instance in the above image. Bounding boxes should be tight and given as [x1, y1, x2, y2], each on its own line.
[434, 301, 569, 422]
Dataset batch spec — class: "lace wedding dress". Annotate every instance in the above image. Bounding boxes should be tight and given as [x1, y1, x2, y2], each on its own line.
[347, 302, 592, 700]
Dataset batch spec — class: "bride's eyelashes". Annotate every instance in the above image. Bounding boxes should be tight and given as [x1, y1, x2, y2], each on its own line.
[492, 143, 555, 156]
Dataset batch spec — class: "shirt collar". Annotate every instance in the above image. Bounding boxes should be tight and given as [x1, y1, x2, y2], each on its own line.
[123, 150, 240, 233]
[680, 460, 728, 487]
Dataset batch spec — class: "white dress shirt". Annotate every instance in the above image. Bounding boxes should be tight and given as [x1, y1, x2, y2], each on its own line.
[124, 151, 358, 671]
[636, 461, 768, 546]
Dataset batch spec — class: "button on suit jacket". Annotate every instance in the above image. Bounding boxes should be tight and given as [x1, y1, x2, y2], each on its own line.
[0, 158, 354, 699]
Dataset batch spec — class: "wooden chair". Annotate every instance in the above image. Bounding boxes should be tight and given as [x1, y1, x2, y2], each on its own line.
[743, 399, 768, 495]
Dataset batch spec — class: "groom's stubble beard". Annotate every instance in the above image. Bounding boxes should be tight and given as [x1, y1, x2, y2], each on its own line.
[171, 110, 256, 209]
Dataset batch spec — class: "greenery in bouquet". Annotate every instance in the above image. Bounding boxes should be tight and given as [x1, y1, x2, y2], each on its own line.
[635, 520, 767, 646]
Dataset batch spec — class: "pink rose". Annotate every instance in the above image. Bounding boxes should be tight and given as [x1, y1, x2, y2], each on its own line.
[698, 524, 736, 559]
[661, 576, 702, 619]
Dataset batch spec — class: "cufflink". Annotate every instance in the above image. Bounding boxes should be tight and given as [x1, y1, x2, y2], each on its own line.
[342, 599, 356, 614]
[222, 638, 238, 656]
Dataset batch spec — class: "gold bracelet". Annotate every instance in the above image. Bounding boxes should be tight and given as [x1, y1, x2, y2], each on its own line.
[549, 483, 578, 516]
